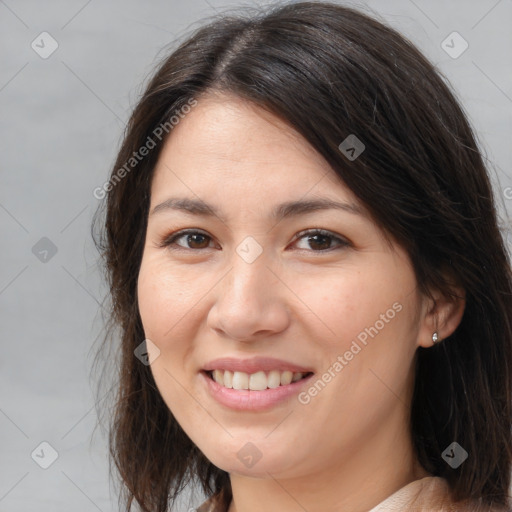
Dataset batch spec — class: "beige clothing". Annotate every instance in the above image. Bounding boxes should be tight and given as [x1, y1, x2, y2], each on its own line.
[195, 476, 509, 512]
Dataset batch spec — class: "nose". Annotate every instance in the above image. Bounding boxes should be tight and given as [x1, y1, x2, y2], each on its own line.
[207, 250, 290, 342]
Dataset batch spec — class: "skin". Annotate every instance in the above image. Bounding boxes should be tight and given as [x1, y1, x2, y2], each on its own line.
[137, 92, 465, 512]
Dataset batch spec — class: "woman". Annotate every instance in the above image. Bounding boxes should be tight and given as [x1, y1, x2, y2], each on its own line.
[92, 2, 512, 511]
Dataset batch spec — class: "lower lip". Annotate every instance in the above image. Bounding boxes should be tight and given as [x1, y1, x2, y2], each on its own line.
[200, 371, 314, 411]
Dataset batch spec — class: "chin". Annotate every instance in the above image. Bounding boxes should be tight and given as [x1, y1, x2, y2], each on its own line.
[201, 442, 299, 478]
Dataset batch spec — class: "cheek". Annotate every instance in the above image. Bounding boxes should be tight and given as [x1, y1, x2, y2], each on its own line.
[137, 258, 195, 340]
[137, 259, 202, 414]
[305, 267, 401, 345]
[304, 261, 418, 384]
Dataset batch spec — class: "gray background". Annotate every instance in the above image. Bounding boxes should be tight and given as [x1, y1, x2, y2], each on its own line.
[1, 0, 511, 510]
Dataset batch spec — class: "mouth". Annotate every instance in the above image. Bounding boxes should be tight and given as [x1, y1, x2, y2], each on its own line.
[203, 369, 314, 391]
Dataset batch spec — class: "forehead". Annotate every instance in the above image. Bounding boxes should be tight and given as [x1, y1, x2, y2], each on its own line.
[150, 93, 360, 205]
[164, 93, 315, 159]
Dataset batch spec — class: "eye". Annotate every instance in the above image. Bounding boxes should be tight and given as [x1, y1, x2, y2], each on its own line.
[159, 229, 216, 251]
[158, 228, 350, 253]
[291, 229, 350, 252]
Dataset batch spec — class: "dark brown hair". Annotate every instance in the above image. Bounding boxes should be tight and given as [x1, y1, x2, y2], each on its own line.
[92, 2, 512, 511]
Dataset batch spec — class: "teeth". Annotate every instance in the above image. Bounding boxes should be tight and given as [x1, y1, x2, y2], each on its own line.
[249, 371, 267, 391]
[223, 370, 233, 388]
[210, 369, 308, 390]
[291, 372, 303, 382]
[232, 371, 248, 390]
[281, 370, 293, 385]
[267, 370, 281, 388]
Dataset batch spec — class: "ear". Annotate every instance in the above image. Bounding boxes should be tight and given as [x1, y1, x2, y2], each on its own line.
[417, 280, 466, 348]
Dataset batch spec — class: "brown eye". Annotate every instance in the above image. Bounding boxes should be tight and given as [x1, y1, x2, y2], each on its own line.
[160, 230, 214, 250]
[183, 233, 211, 249]
[159, 228, 349, 253]
[304, 233, 332, 251]
[293, 229, 350, 252]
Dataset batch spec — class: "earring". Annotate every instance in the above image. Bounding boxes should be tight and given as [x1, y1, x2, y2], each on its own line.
[432, 332, 439, 344]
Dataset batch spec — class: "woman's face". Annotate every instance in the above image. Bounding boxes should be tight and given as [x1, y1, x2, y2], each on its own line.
[137, 93, 433, 479]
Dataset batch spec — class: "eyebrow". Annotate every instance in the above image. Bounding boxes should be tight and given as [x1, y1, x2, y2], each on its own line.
[150, 196, 366, 223]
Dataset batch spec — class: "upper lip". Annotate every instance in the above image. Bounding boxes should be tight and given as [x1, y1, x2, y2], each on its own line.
[202, 357, 314, 374]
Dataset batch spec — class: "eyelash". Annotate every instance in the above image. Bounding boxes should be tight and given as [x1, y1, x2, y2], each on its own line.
[158, 228, 350, 253]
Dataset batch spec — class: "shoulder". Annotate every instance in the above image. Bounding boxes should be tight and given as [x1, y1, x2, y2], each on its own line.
[195, 478, 510, 512]
[196, 493, 228, 512]
[446, 500, 511, 512]
[369, 476, 511, 512]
